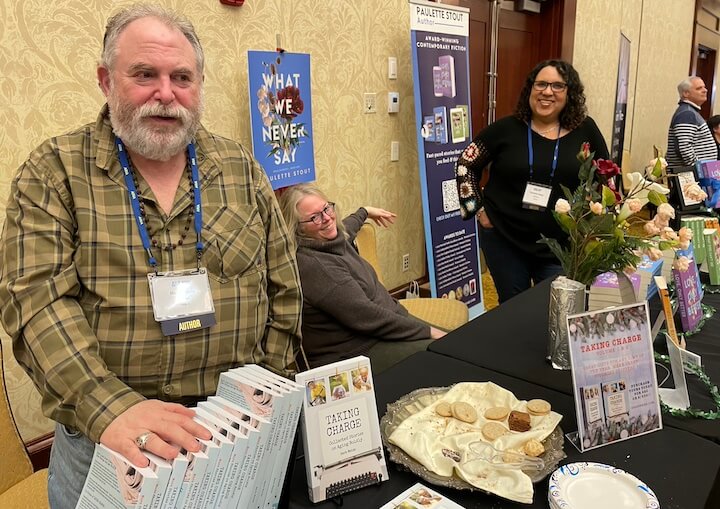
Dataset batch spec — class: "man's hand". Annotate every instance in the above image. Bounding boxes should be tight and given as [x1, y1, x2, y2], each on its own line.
[364, 206, 397, 228]
[100, 400, 212, 467]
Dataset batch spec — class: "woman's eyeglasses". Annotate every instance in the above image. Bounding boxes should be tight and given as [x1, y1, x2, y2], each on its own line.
[532, 81, 567, 92]
[300, 202, 336, 225]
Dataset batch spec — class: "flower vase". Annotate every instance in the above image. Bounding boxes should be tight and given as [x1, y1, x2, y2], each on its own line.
[547, 276, 586, 370]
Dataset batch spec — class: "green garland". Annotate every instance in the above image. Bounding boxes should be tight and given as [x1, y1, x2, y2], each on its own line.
[654, 353, 720, 420]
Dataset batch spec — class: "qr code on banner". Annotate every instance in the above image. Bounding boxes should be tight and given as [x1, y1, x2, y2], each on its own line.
[441, 180, 460, 212]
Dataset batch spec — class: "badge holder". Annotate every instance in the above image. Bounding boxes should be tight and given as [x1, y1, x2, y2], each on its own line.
[148, 268, 216, 336]
[521, 182, 552, 211]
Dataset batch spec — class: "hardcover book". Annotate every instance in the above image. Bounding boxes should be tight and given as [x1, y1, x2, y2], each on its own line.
[295, 356, 389, 503]
[77, 444, 159, 509]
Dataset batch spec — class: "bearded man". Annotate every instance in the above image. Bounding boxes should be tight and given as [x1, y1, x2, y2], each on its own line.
[0, 4, 302, 507]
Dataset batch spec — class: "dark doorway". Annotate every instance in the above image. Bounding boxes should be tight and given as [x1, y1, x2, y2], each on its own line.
[696, 45, 716, 120]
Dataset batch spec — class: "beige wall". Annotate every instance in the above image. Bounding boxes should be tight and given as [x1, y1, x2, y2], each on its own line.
[0, 0, 700, 442]
[574, 0, 696, 172]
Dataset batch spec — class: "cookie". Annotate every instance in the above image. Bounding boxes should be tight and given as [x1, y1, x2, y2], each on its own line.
[451, 401, 478, 423]
[484, 406, 510, 421]
[523, 439, 545, 457]
[435, 401, 452, 417]
[527, 399, 551, 416]
[482, 421, 507, 440]
[508, 410, 531, 432]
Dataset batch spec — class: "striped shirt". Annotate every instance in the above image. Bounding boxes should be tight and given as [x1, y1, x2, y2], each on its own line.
[0, 105, 302, 442]
[666, 100, 717, 168]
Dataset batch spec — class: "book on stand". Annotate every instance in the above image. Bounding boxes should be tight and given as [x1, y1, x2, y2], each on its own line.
[673, 242, 704, 332]
[294, 355, 389, 503]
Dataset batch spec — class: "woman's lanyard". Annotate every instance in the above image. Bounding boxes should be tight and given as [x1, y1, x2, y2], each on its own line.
[527, 121, 561, 182]
[115, 137, 204, 271]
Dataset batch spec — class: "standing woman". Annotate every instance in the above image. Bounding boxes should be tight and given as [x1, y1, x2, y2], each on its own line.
[455, 59, 609, 303]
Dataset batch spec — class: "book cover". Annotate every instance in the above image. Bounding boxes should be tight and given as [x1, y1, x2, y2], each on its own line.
[379, 482, 466, 508]
[432, 65, 443, 97]
[698, 160, 720, 208]
[433, 106, 448, 144]
[635, 255, 664, 300]
[458, 104, 470, 139]
[231, 366, 302, 509]
[77, 444, 158, 509]
[294, 356, 389, 503]
[567, 303, 662, 452]
[449, 107, 466, 144]
[213, 372, 279, 508]
[191, 413, 235, 509]
[438, 55, 456, 98]
[672, 257, 703, 332]
[162, 453, 189, 509]
[144, 452, 172, 509]
[174, 447, 209, 509]
[201, 398, 263, 508]
[194, 406, 249, 509]
[421, 115, 435, 142]
[681, 216, 707, 264]
[183, 433, 221, 509]
[704, 228, 720, 285]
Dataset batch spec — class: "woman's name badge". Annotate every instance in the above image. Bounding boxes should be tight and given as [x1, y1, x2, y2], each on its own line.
[147, 268, 216, 336]
[522, 182, 552, 211]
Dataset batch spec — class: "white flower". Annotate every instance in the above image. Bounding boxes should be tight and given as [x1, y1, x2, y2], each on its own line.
[456, 165, 468, 177]
[555, 199, 571, 214]
[682, 182, 708, 201]
[589, 201, 604, 215]
[674, 256, 690, 272]
[626, 198, 642, 213]
[646, 247, 663, 261]
[656, 203, 675, 220]
[660, 227, 677, 241]
[625, 172, 670, 207]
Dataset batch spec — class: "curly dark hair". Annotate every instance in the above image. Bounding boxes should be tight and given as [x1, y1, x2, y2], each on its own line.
[514, 59, 587, 131]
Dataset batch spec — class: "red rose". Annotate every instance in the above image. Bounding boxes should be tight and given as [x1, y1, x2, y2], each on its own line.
[576, 142, 591, 162]
[595, 159, 621, 178]
[276, 85, 304, 119]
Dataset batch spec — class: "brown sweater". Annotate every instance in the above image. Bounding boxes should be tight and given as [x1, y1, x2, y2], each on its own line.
[296, 208, 430, 367]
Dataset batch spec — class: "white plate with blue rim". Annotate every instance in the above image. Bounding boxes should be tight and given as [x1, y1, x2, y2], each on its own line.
[548, 462, 659, 509]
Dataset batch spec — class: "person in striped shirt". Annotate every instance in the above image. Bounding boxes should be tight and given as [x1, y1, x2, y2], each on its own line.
[666, 76, 717, 168]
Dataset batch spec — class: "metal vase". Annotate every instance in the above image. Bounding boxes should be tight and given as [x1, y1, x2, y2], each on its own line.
[547, 276, 586, 370]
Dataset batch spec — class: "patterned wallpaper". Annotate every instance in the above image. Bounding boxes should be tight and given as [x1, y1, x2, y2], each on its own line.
[0, 0, 701, 442]
[574, 0, 697, 172]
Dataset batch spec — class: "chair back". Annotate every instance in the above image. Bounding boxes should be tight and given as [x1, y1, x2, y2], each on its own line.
[0, 340, 35, 494]
[356, 223, 385, 285]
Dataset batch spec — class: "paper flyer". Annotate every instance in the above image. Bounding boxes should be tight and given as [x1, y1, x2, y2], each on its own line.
[247, 50, 315, 189]
[379, 482, 465, 508]
[567, 303, 662, 451]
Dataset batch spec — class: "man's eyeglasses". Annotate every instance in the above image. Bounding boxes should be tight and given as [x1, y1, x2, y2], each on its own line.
[300, 202, 336, 225]
[533, 81, 567, 92]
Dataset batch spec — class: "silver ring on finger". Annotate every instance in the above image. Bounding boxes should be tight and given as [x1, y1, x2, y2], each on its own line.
[134, 431, 153, 450]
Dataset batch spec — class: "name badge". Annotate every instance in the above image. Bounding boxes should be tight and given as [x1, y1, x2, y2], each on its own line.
[148, 268, 216, 336]
[522, 182, 552, 211]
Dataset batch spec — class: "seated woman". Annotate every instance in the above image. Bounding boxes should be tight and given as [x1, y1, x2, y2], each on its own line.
[279, 184, 445, 372]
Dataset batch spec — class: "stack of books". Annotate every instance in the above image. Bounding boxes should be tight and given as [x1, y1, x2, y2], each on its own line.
[77, 364, 303, 509]
[635, 255, 664, 300]
[587, 271, 641, 311]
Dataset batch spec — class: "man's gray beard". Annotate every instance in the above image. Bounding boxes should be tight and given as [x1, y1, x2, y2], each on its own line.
[108, 91, 203, 161]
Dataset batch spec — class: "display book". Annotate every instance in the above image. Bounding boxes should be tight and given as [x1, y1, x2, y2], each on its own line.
[696, 159, 720, 208]
[673, 241, 704, 332]
[294, 355, 390, 503]
[587, 270, 641, 311]
[76, 364, 302, 509]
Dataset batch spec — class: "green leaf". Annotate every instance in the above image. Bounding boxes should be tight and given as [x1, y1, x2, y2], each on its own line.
[652, 158, 663, 178]
[602, 185, 616, 206]
[554, 211, 577, 233]
[647, 190, 668, 206]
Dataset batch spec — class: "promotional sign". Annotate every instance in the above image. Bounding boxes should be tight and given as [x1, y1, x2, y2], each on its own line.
[247, 51, 315, 189]
[409, 0, 483, 316]
[567, 303, 662, 452]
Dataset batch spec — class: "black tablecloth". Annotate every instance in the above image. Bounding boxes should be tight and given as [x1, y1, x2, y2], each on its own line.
[429, 278, 720, 442]
[287, 352, 720, 509]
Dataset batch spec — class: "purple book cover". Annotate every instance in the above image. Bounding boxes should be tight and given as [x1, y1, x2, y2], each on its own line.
[700, 160, 720, 179]
[438, 55, 456, 98]
[591, 271, 640, 291]
[672, 266, 702, 331]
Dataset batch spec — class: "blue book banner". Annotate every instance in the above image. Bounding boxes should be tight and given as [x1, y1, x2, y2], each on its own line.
[247, 51, 315, 189]
[409, 0, 484, 316]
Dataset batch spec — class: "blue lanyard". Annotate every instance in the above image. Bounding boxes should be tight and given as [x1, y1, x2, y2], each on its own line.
[116, 137, 204, 269]
[527, 121, 561, 181]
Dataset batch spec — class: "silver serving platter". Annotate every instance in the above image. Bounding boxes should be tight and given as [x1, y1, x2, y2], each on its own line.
[380, 385, 566, 493]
